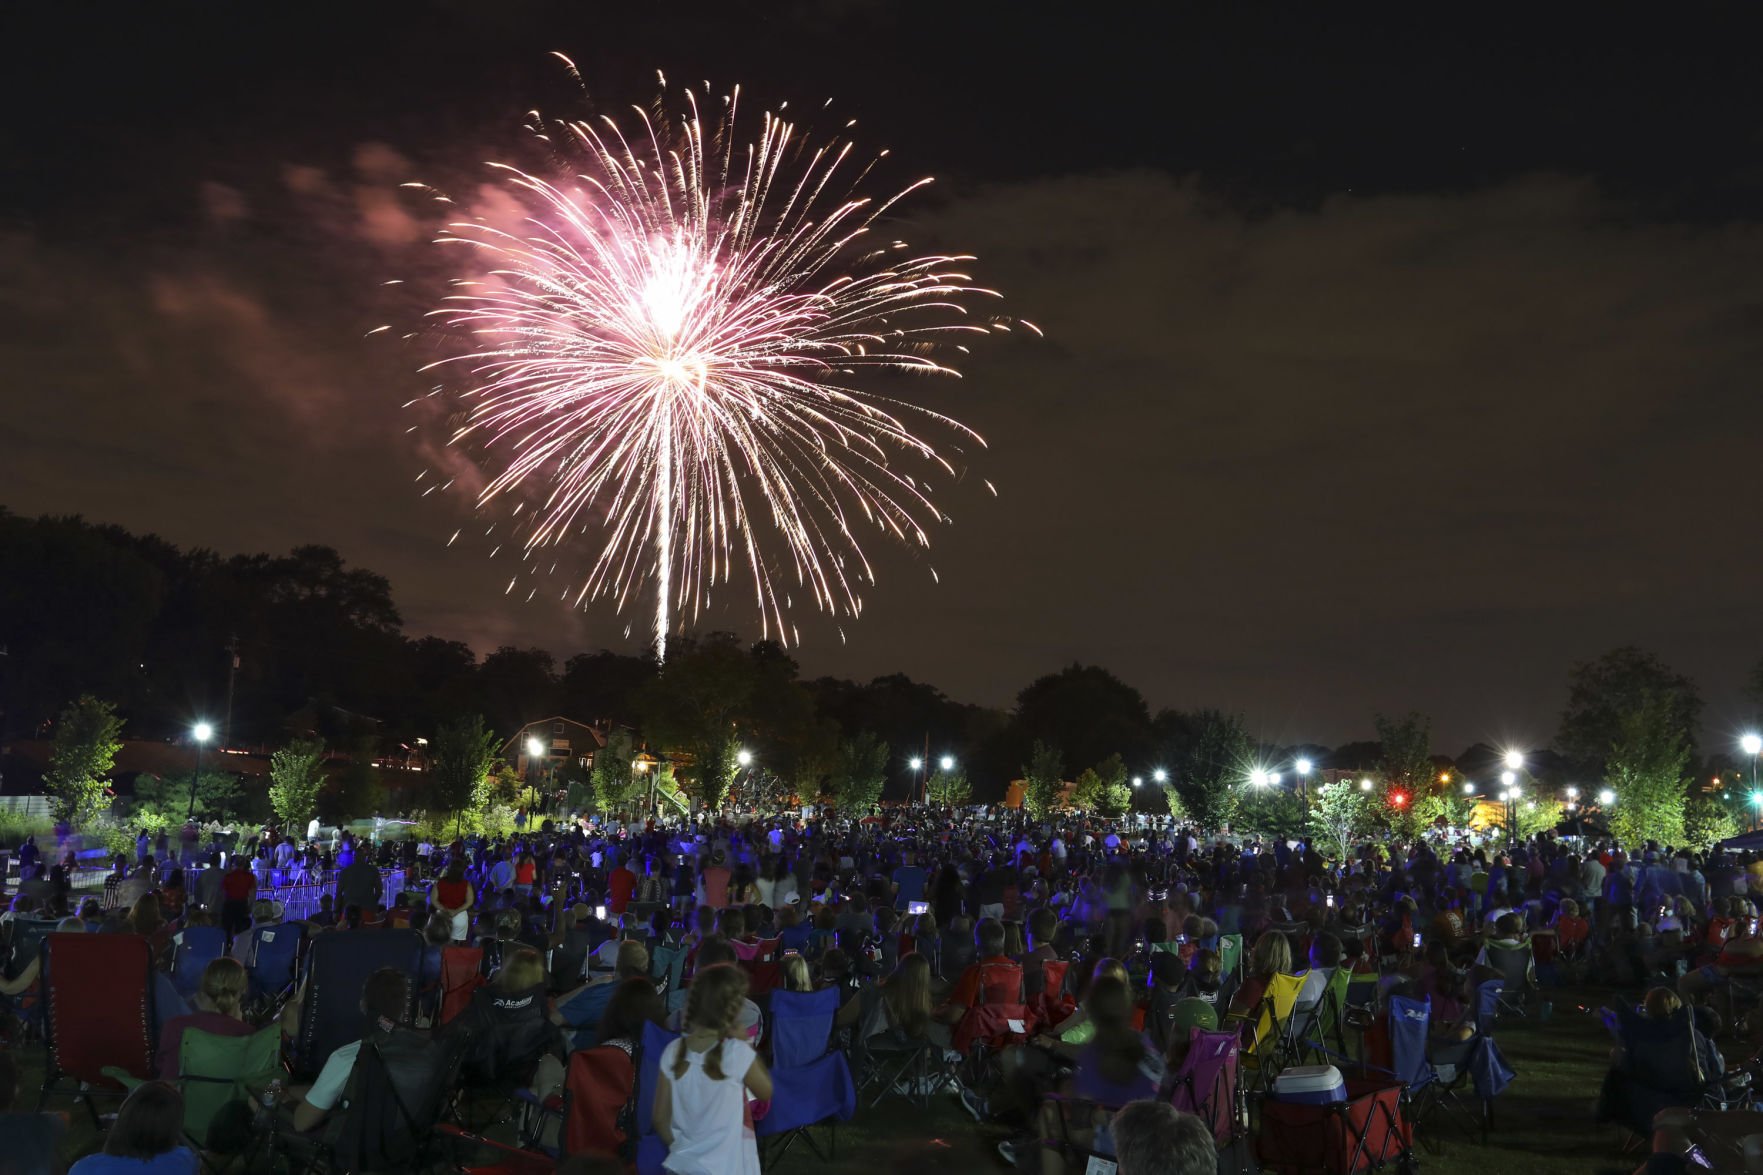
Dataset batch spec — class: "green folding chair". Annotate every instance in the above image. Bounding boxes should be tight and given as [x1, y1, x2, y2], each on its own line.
[106, 1024, 284, 1151]
[1218, 933, 1243, 980]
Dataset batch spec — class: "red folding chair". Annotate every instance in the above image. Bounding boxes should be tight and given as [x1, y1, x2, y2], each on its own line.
[558, 1045, 636, 1157]
[38, 933, 156, 1124]
[440, 945, 486, 1026]
[1037, 960, 1073, 1026]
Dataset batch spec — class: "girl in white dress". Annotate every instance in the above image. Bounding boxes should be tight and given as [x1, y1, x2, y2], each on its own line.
[653, 963, 772, 1175]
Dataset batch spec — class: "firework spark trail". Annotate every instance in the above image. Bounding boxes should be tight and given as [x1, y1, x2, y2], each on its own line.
[421, 73, 1031, 659]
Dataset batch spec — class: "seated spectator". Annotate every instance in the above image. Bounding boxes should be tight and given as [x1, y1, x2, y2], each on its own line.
[1110, 1101, 1216, 1175]
[1181, 950, 1223, 1006]
[1229, 930, 1292, 1018]
[668, 938, 763, 1039]
[934, 918, 1019, 1024]
[779, 953, 814, 994]
[0, 1045, 65, 1174]
[836, 951, 940, 1045]
[1018, 975, 1166, 1170]
[555, 940, 651, 1049]
[69, 1080, 196, 1174]
[156, 957, 256, 1078]
[280, 968, 411, 1134]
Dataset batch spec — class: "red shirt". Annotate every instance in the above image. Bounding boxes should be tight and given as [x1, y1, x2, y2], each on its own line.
[221, 870, 255, 903]
[607, 867, 637, 914]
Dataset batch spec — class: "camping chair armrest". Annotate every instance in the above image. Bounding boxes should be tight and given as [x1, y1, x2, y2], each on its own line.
[99, 1067, 146, 1092]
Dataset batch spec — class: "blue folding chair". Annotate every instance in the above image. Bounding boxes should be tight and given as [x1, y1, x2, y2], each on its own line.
[758, 1050, 857, 1164]
[171, 925, 226, 998]
[293, 929, 424, 1078]
[761, 986, 855, 1163]
[769, 986, 840, 1066]
[243, 922, 301, 1011]
[649, 944, 687, 998]
[634, 1020, 679, 1175]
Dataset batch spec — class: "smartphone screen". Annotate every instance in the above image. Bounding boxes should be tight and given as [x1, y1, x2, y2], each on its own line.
[1412, 932, 1422, 949]
[907, 901, 929, 915]
[1326, 895, 1335, 908]
[595, 906, 607, 921]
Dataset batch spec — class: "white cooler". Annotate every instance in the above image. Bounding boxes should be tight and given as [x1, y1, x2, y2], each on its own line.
[1272, 1064, 1347, 1105]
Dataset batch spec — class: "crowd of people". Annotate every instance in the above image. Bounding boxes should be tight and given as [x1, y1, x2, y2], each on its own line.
[6, 805, 1763, 1172]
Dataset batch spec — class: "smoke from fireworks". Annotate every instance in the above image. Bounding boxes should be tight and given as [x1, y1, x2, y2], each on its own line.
[420, 66, 1029, 658]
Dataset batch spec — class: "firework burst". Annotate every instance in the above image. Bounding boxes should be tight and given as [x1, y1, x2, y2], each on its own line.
[420, 67, 1029, 658]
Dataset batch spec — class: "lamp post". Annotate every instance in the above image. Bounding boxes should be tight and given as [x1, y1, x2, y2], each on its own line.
[526, 736, 545, 814]
[1295, 758, 1313, 803]
[1743, 735, 1761, 824]
[1566, 785, 1581, 838]
[931, 755, 956, 806]
[187, 722, 213, 822]
[1499, 770, 1519, 846]
[908, 757, 923, 807]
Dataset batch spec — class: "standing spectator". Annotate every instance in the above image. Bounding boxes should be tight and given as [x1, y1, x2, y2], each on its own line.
[195, 855, 225, 913]
[652, 964, 772, 1175]
[219, 857, 256, 940]
[891, 850, 927, 911]
[433, 859, 475, 942]
[698, 850, 732, 910]
[337, 849, 380, 914]
[606, 854, 638, 915]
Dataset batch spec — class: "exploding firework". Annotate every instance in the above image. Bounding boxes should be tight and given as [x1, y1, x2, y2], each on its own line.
[419, 66, 1029, 658]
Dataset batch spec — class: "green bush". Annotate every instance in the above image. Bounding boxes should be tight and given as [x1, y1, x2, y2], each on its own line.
[0, 808, 56, 848]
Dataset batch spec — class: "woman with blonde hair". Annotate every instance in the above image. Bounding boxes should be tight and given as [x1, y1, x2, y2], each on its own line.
[154, 956, 255, 1077]
[653, 963, 772, 1175]
[778, 954, 814, 994]
[1229, 930, 1293, 1017]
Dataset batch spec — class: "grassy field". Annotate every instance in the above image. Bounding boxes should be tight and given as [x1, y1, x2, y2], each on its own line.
[18, 989, 1635, 1173]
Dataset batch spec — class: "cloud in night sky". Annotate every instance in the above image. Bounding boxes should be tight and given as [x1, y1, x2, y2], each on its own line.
[5, 151, 1763, 749]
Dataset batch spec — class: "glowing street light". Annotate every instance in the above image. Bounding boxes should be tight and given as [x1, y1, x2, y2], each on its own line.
[1462, 782, 1476, 795]
[1500, 770, 1516, 787]
[1359, 778, 1374, 792]
[1504, 750, 1526, 771]
[1250, 769, 1270, 787]
[1744, 734, 1763, 757]
[1598, 788, 1615, 805]
[736, 748, 754, 767]
[187, 721, 214, 821]
[1566, 786, 1580, 799]
[1295, 758, 1312, 775]
[1152, 768, 1168, 784]
[939, 755, 955, 772]
[909, 756, 923, 771]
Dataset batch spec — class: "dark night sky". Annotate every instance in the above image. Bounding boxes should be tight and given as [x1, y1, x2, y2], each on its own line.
[6, 2, 1763, 751]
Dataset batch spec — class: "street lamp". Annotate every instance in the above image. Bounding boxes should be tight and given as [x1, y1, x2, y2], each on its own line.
[736, 748, 753, 768]
[1359, 778, 1374, 792]
[1131, 776, 1143, 788]
[1295, 758, 1312, 802]
[1250, 769, 1270, 788]
[1152, 768, 1168, 784]
[525, 736, 546, 813]
[1504, 750, 1525, 771]
[1598, 788, 1615, 806]
[908, 756, 924, 807]
[187, 722, 213, 821]
[1743, 735, 1762, 817]
[939, 755, 955, 772]
[1462, 781, 1476, 795]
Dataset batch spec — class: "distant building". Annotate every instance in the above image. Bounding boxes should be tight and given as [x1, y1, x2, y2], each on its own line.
[504, 717, 607, 775]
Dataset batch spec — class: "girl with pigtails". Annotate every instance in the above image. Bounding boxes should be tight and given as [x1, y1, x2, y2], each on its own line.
[653, 963, 773, 1175]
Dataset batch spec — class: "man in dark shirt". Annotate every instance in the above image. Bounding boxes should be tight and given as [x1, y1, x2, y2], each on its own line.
[891, 851, 927, 911]
[337, 853, 381, 913]
[220, 858, 257, 939]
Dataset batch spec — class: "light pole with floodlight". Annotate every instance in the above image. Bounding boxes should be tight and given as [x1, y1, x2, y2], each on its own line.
[908, 757, 923, 807]
[1743, 735, 1762, 823]
[187, 722, 213, 822]
[1295, 758, 1313, 803]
